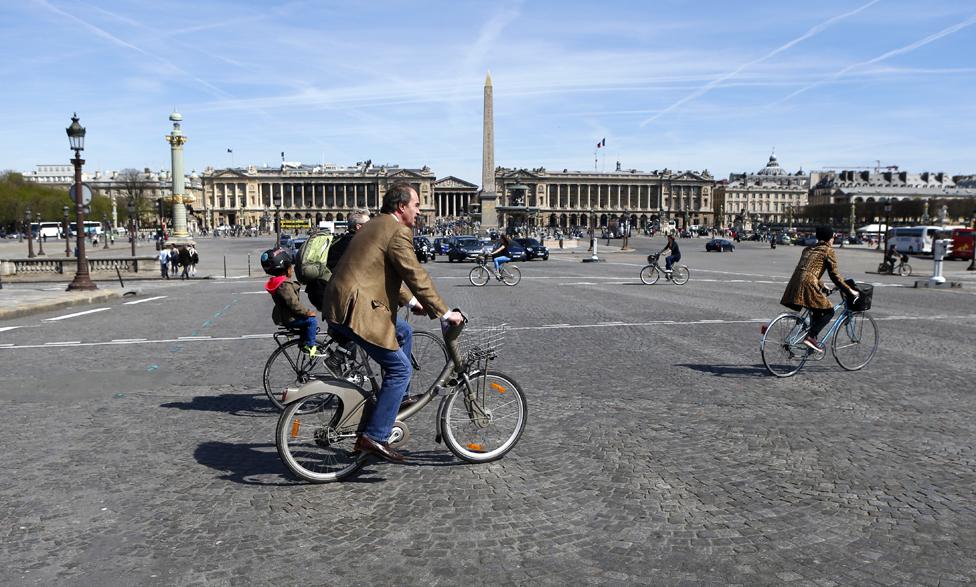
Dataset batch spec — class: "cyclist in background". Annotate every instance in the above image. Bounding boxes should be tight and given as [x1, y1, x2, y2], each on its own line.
[658, 234, 681, 274]
[489, 234, 512, 275]
[780, 226, 858, 353]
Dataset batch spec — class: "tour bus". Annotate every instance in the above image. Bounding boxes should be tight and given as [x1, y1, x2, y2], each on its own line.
[887, 226, 942, 255]
[69, 220, 104, 237]
[949, 227, 974, 260]
[30, 222, 65, 239]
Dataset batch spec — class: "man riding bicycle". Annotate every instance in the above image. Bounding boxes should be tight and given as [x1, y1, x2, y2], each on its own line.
[323, 182, 464, 464]
[780, 226, 858, 354]
[489, 234, 513, 274]
[658, 234, 681, 274]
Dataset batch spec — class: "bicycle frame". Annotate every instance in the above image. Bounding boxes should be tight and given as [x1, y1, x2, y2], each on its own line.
[794, 299, 853, 351]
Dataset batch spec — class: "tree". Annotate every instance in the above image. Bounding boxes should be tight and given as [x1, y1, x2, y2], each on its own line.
[117, 168, 154, 225]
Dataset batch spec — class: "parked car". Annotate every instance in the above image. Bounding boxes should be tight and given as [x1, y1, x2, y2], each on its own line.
[414, 236, 435, 263]
[515, 237, 550, 260]
[705, 238, 735, 252]
[775, 234, 792, 245]
[279, 234, 293, 248]
[447, 237, 484, 262]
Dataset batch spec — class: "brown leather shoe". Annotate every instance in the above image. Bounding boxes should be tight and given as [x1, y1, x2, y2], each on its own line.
[399, 394, 423, 410]
[353, 435, 405, 463]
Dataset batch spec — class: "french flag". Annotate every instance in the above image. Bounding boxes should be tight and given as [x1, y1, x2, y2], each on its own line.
[596, 138, 606, 149]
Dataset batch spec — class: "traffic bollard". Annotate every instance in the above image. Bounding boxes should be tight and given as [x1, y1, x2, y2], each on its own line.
[248, 253, 252, 277]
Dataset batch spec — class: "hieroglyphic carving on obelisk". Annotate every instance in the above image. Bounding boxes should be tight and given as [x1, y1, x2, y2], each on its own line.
[478, 71, 498, 232]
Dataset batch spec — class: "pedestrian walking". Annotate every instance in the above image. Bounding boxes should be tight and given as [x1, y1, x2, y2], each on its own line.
[188, 245, 199, 277]
[179, 245, 191, 279]
[159, 246, 170, 279]
[169, 245, 179, 275]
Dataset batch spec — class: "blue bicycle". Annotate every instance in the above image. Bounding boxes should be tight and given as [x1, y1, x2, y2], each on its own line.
[760, 285, 879, 377]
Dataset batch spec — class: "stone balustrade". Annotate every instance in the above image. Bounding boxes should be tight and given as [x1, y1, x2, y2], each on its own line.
[0, 257, 158, 277]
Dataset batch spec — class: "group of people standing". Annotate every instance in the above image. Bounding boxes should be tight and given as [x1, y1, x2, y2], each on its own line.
[158, 244, 199, 279]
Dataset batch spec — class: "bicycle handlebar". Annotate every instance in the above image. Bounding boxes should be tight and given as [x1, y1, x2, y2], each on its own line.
[441, 308, 468, 370]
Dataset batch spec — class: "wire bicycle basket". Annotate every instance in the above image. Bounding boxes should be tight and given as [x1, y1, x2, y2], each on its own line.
[457, 323, 507, 372]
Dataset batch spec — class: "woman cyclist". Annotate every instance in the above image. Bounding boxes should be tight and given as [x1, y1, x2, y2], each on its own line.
[489, 234, 512, 275]
[780, 226, 858, 353]
[658, 234, 681, 274]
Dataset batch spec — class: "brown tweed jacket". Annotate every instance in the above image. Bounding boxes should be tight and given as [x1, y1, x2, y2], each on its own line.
[323, 214, 449, 350]
[781, 242, 853, 311]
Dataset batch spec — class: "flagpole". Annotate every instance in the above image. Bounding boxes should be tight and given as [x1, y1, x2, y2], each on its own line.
[594, 148, 598, 172]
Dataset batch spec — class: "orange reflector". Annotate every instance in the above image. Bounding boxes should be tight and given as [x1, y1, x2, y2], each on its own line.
[467, 443, 484, 452]
[290, 419, 300, 438]
[490, 382, 506, 394]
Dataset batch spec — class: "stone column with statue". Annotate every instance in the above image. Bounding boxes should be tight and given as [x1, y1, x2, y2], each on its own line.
[165, 110, 195, 244]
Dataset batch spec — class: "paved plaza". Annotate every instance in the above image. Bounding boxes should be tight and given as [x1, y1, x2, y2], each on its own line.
[1, 236, 975, 585]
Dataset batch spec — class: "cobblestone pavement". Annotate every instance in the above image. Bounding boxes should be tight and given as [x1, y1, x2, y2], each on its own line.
[1, 237, 974, 585]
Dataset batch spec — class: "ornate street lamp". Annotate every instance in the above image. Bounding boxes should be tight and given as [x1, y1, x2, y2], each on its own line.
[127, 201, 137, 257]
[881, 201, 892, 252]
[36, 212, 46, 256]
[583, 207, 600, 262]
[273, 191, 282, 246]
[25, 208, 36, 258]
[66, 113, 96, 290]
[63, 205, 70, 257]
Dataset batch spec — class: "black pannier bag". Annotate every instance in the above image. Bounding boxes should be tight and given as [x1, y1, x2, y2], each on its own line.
[845, 280, 873, 311]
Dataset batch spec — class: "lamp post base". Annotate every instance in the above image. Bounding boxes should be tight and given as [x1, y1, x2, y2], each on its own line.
[581, 257, 602, 263]
[67, 275, 98, 291]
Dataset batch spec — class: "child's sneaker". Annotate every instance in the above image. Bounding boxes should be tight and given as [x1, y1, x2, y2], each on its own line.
[303, 345, 322, 358]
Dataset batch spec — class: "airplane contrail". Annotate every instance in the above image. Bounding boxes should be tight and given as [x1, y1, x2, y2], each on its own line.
[772, 13, 976, 105]
[639, 0, 881, 127]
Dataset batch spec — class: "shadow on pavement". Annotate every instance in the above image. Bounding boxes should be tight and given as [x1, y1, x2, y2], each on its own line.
[399, 448, 463, 468]
[193, 441, 298, 486]
[676, 363, 769, 378]
[161, 392, 277, 417]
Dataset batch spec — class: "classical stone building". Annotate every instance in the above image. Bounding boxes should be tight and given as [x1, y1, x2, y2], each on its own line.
[489, 165, 714, 231]
[200, 162, 436, 231]
[433, 176, 479, 219]
[714, 154, 808, 230]
[810, 169, 976, 206]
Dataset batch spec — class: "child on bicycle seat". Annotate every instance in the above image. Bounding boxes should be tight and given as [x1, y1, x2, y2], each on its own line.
[261, 247, 320, 357]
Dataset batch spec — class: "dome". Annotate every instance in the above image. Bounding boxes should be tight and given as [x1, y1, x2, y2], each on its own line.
[169, 111, 183, 122]
[756, 153, 788, 176]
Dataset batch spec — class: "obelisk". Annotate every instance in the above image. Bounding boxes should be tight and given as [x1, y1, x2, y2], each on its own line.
[478, 71, 498, 233]
[165, 110, 194, 243]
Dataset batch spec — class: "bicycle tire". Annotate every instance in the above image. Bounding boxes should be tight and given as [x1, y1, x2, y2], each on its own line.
[898, 263, 912, 277]
[501, 265, 521, 286]
[440, 370, 527, 463]
[761, 313, 809, 377]
[408, 330, 449, 396]
[276, 391, 365, 483]
[263, 338, 330, 410]
[469, 266, 489, 286]
[639, 265, 659, 285]
[832, 311, 879, 371]
[671, 265, 690, 285]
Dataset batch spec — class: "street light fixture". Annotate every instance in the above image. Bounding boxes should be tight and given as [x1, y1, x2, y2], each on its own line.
[25, 208, 36, 258]
[63, 205, 70, 257]
[272, 191, 282, 246]
[128, 201, 137, 257]
[36, 212, 46, 256]
[65, 113, 96, 291]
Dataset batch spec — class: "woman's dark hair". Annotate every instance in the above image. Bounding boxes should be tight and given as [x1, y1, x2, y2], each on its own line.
[381, 182, 416, 214]
[815, 225, 834, 242]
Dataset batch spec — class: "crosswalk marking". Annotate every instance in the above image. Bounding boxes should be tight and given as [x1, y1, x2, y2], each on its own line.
[43, 308, 111, 321]
[0, 326, 22, 333]
[123, 296, 167, 305]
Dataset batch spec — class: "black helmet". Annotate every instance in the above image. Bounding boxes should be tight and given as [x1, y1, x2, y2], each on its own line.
[260, 247, 292, 276]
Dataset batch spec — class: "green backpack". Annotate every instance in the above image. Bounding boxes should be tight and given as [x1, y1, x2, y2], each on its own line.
[295, 231, 334, 284]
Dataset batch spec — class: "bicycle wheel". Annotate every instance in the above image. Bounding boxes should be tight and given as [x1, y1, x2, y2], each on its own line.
[276, 391, 364, 483]
[832, 311, 879, 371]
[469, 266, 489, 286]
[639, 264, 659, 285]
[671, 265, 690, 285]
[761, 314, 809, 377]
[898, 263, 912, 277]
[263, 339, 330, 410]
[501, 265, 521, 286]
[408, 330, 449, 396]
[440, 370, 527, 463]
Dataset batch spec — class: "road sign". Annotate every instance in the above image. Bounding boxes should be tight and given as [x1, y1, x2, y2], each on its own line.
[280, 220, 311, 228]
[69, 183, 93, 205]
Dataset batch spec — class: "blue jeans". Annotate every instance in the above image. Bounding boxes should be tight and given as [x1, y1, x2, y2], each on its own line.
[493, 255, 510, 272]
[665, 254, 680, 270]
[329, 317, 413, 444]
[286, 315, 318, 348]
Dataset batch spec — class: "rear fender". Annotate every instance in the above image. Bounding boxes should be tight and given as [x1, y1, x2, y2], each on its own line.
[283, 376, 370, 407]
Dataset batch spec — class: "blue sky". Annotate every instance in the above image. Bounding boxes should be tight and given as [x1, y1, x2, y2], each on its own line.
[2, 0, 974, 183]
